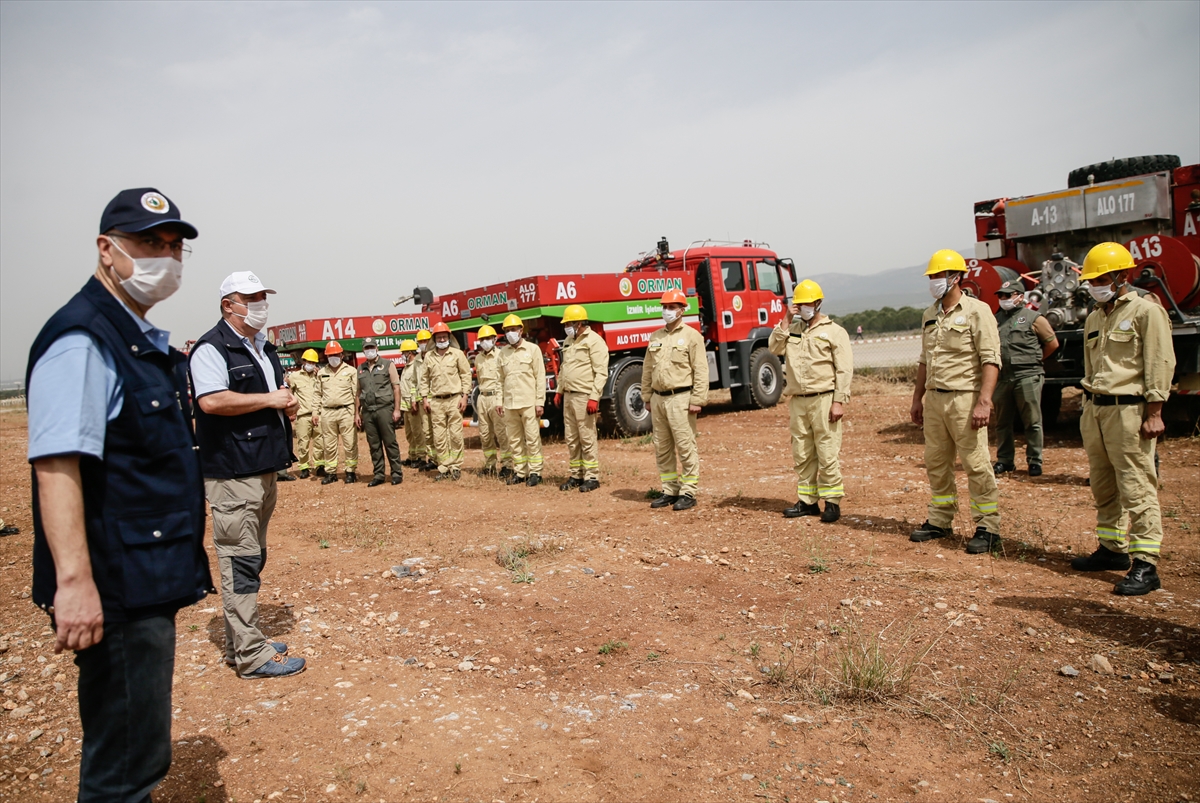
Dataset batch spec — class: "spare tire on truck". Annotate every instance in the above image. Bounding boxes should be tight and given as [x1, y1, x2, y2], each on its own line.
[601, 361, 651, 437]
[1067, 155, 1181, 188]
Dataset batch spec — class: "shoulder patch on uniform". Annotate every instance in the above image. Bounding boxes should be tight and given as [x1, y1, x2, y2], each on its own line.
[1118, 319, 1133, 331]
[954, 315, 966, 325]
[1016, 316, 1027, 324]
[649, 341, 663, 350]
[817, 332, 829, 340]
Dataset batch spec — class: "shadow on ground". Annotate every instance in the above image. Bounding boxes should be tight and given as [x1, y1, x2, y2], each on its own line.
[715, 495, 789, 513]
[157, 735, 228, 802]
[205, 602, 297, 652]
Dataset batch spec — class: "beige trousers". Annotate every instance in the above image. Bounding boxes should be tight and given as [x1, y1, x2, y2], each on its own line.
[563, 391, 600, 481]
[923, 390, 1000, 533]
[788, 392, 843, 504]
[320, 406, 358, 472]
[205, 474, 278, 675]
[652, 392, 698, 498]
[294, 413, 324, 470]
[505, 406, 543, 478]
[477, 393, 507, 471]
[430, 396, 465, 473]
[1080, 399, 1164, 564]
[405, 405, 426, 461]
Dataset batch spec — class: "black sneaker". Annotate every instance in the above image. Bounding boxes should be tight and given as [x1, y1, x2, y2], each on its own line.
[784, 501, 820, 518]
[910, 521, 951, 542]
[560, 478, 583, 491]
[1028, 464, 1043, 477]
[316, 466, 327, 477]
[579, 479, 600, 493]
[526, 474, 541, 488]
[391, 474, 403, 485]
[344, 472, 357, 484]
[1070, 546, 1131, 572]
[321, 474, 338, 485]
[368, 478, 386, 487]
[299, 469, 310, 479]
[422, 461, 439, 472]
[1114, 559, 1161, 596]
[498, 467, 514, 481]
[672, 495, 696, 511]
[993, 462, 1015, 474]
[277, 471, 296, 482]
[650, 495, 679, 509]
[820, 502, 841, 523]
[965, 527, 1001, 555]
[505, 474, 526, 486]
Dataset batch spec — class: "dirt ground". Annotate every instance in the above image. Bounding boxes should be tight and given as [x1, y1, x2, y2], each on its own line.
[1, 382, 1198, 803]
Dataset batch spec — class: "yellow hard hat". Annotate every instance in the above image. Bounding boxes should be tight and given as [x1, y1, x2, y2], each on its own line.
[792, 279, 824, 305]
[400, 340, 418, 352]
[925, 249, 968, 276]
[477, 324, 497, 338]
[560, 304, 588, 324]
[1081, 242, 1136, 282]
[415, 329, 432, 342]
[502, 313, 523, 330]
[301, 348, 319, 363]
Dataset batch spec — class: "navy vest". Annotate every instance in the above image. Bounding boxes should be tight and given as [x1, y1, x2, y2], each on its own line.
[190, 321, 294, 479]
[26, 278, 213, 622]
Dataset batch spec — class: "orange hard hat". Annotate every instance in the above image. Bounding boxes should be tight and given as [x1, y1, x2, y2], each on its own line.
[661, 289, 687, 306]
[431, 322, 451, 334]
[324, 340, 343, 355]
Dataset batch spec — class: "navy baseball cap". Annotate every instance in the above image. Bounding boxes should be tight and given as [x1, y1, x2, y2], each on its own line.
[99, 188, 198, 238]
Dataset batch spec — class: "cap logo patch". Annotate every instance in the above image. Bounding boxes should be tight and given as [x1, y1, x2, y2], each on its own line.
[141, 192, 169, 214]
[246, 273, 260, 284]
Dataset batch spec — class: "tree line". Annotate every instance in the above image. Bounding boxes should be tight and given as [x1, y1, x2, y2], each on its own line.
[829, 306, 924, 335]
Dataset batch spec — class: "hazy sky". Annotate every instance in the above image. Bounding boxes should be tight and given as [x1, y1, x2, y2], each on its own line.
[2, 0, 1197, 380]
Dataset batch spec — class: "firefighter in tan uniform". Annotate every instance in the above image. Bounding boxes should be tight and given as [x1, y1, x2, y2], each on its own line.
[556, 305, 610, 492]
[1071, 242, 1176, 596]
[414, 329, 436, 470]
[286, 348, 325, 478]
[472, 325, 509, 477]
[497, 314, 546, 486]
[909, 250, 1003, 553]
[643, 289, 708, 511]
[420, 322, 471, 480]
[768, 279, 853, 523]
[317, 340, 359, 484]
[397, 340, 425, 466]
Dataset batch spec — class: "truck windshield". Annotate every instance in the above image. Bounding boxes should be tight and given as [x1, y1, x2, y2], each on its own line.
[753, 260, 782, 295]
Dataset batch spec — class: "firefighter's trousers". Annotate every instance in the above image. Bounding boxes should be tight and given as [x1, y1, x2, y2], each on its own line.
[923, 390, 999, 533]
[1080, 399, 1163, 565]
[652, 392, 698, 499]
[320, 406, 358, 473]
[404, 406, 426, 462]
[430, 396, 465, 473]
[476, 393, 507, 471]
[505, 406, 543, 478]
[564, 391, 600, 481]
[294, 413, 325, 471]
[789, 392, 843, 504]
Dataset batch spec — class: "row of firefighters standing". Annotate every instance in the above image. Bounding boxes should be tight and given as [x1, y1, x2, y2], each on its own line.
[282, 309, 612, 491]
[284, 242, 1174, 596]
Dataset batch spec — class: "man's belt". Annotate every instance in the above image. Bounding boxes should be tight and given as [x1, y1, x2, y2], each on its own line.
[793, 390, 833, 398]
[433, 393, 460, 400]
[932, 388, 970, 394]
[1084, 390, 1143, 406]
[323, 404, 350, 409]
[654, 386, 692, 397]
[478, 390, 497, 396]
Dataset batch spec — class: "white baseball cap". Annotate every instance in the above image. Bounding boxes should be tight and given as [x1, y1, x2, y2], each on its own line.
[219, 271, 276, 298]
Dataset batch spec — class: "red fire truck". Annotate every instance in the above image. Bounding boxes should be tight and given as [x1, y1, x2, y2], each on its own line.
[425, 239, 798, 435]
[967, 155, 1200, 426]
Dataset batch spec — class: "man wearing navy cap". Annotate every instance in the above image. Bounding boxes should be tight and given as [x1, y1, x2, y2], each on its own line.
[190, 272, 306, 679]
[26, 188, 214, 800]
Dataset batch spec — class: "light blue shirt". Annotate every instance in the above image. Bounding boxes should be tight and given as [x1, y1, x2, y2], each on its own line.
[189, 320, 286, 426]
[27, 299, 170, 462]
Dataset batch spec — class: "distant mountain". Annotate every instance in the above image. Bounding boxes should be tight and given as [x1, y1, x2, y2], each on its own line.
[805, 251, 974, 316]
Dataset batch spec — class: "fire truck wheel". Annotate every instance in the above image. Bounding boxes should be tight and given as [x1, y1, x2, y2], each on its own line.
[602, 362, 651, 437]
[1066, 155, 1180, 189]
[747, 347, 783, 409]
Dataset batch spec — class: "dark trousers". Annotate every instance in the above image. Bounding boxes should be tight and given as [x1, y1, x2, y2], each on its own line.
[363, 406, 402, 479]
[994, 373, 1044, 467]
[74, 614, 176, 802]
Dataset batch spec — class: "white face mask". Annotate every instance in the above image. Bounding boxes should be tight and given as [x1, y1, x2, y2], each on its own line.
[998, 297, 1017, 311]
[478, 338, 495, 352]
[231, 299, 269, 330]
[107, 236, 183, 306]
[662, 308, 681, 325]
[418, 342, 428, 353]
[328, 356, 342, 368]
[1088, 282, 1116, 303]
[563, 325, 576, 340]
[303, 363, 316, 373]
[363, 348, 378, 360]
[435, 338, 449, 350]
[799, 305, 816, 321]
[506, 331, 521, 345]
[929, 277, 952, 300]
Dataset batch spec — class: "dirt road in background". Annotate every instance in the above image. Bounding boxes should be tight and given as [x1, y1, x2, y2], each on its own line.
[1, 383, 1197, 802]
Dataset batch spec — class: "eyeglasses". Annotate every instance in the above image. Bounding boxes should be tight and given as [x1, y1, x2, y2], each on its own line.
[110, 232, 192, 259]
